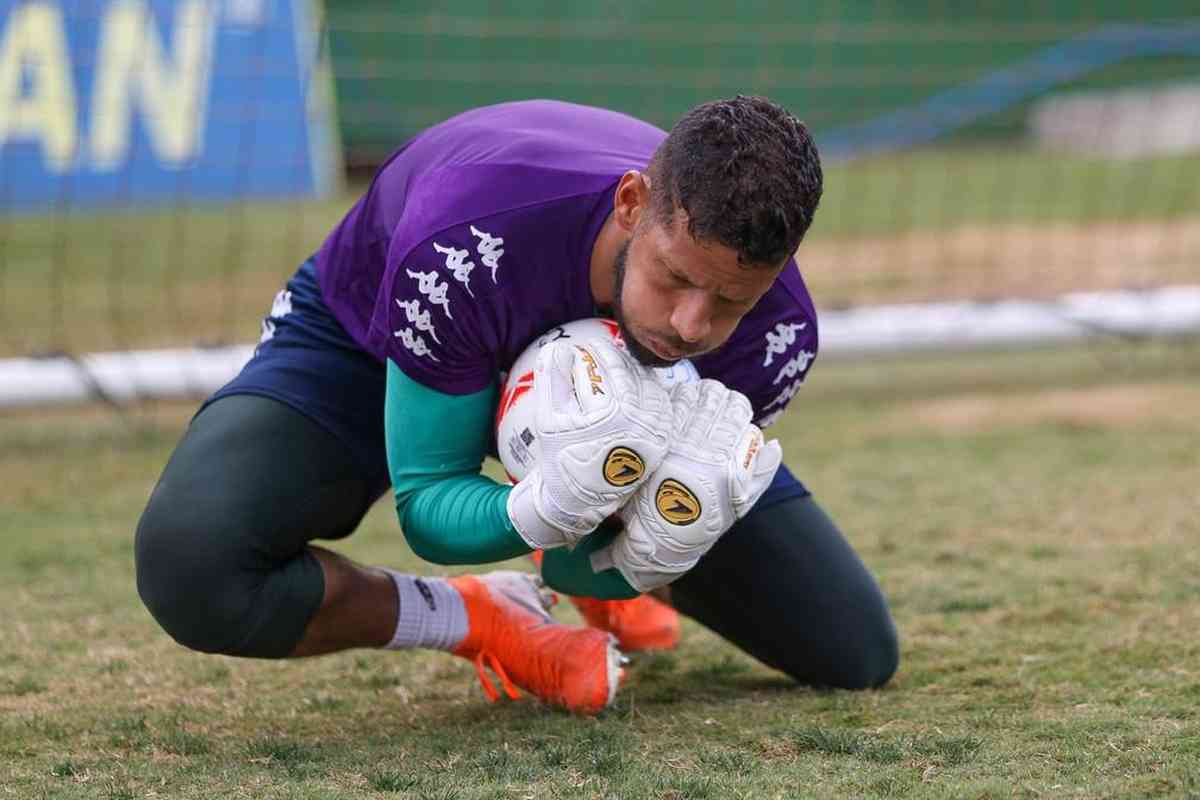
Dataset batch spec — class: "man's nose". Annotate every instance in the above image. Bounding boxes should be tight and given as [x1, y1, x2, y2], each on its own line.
[670, 290, 714, 344]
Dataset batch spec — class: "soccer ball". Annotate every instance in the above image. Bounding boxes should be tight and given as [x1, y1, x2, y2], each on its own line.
[495, 318, 698, 483]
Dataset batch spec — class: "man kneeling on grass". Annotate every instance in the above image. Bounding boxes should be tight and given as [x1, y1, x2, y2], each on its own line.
[135, 96, 898, 714]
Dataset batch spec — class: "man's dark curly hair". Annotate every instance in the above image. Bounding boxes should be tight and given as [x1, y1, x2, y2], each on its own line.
[647, 95, 823, 267]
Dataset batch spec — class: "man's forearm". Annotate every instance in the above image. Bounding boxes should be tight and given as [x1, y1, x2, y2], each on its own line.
[397, 476, 529, 564]
[385, 361, 524, 563]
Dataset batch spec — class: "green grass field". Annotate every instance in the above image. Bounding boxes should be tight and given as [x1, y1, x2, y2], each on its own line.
[3, 145, 1199, 357]
[3, 340, 1199, 798]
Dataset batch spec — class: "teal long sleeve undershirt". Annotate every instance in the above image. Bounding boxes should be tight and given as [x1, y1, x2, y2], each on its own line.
[384, 360, 638, 597]
[384, 361, 528, 564]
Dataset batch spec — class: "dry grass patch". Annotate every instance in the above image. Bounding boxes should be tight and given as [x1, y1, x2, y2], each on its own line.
[880, 380, 1200, 435]
[804, 216, 1200, 305]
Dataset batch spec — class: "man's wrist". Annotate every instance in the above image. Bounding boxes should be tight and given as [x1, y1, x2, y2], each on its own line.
[506, 475, 577, 550]
[541, 526, 640, 600]
[593, 537, 676, 594]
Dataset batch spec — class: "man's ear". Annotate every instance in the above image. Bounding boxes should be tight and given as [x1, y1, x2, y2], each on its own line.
[614, 171, 651, 234]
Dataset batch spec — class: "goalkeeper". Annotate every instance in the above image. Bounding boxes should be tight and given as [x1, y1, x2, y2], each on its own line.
[135, 96, 898, 715]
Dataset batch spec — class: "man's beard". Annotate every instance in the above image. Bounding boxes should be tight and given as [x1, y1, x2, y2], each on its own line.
[609, 239, 675, 367]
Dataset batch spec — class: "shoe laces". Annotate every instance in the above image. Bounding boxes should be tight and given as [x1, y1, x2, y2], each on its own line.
[469, 651, 521, 702]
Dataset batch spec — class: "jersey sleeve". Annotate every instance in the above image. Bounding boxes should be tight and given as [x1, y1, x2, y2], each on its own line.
[377, 222, 508, 395]
[691, 261, 819, 429]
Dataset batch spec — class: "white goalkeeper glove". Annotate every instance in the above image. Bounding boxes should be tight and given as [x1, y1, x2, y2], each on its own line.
[507, 338, 672, 550]
[592, 379, 783, 592]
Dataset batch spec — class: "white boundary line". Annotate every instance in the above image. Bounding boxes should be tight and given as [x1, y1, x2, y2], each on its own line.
[1, 286, 1198, 409]
[818, 285, 1200, 355]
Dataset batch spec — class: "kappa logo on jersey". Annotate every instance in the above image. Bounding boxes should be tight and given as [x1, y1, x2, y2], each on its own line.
[406, 269, 453, 318]
[764, 378, 803, 410]
[433, 242, 476, 297]
[762, 322, 807, 367]
[394, 298, 441, 344]
[470, 225, 504, 283]
[656, 479, 702, 525]
[258, 289, 294, 346]
[394, 327, 440, 361]
[270, 289, 293, 319]
[603, 447, 645, 487]
[772, 349, 815, 385]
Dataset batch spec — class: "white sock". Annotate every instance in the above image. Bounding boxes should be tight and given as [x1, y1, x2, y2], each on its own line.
[383, 571, 469, 651]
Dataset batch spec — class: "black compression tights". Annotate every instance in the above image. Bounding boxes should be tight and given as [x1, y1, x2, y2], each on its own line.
[135, 394, 898, 687]
[671, 497, 898, 689]
[135, 395, 377, 657]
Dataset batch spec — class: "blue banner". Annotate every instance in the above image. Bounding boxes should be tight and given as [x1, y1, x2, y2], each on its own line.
[0, 0, 340, 210]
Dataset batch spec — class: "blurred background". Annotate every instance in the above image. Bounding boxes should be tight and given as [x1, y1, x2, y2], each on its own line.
[1, 0, 1198, 402]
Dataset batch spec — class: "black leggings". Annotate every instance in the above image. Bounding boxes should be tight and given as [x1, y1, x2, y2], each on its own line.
[136, 394, 898, 688]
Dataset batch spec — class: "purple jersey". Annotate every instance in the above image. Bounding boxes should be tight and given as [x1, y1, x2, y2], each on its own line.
[316, 100, 818, 427]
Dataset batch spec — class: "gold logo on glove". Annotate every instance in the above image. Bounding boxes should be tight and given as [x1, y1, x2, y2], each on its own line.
[576, 346, 606, 396]
[603, 447, 644, 486]
[743, 431, 762, 470]
[656, 479, 701, 525]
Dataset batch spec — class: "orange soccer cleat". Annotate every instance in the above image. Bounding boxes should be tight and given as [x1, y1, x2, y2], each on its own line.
[568, 593, 681, 653]
[448, 572, 623, 715]
[527, 549, 682, 652]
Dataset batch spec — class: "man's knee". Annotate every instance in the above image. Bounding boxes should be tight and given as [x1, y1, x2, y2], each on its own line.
[777, 588, 900, 691]
[135, 484, 254, 655]
[135, 470, 330, 659]
[134, 396, 357, 657]
[828, 608, 899, 691]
